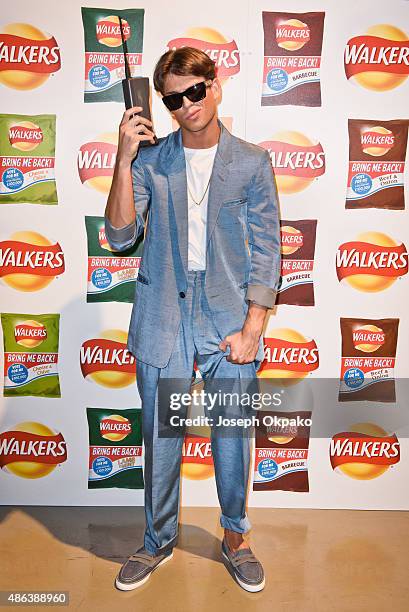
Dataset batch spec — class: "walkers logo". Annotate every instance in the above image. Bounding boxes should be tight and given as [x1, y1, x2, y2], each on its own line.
[100, 415, 132, 442]
[78, 133, 117, 194]
[266, 424, 298, 445]
[0, 422, 67, 479]
[276, 19, 310, 51]
[361, 126, 395, 156]
[181, 433, 214, 480]
[281, 225, 304, 255]
[96, 15, 131, 47]
[336, 231, 408, 292]
[0, 231, 65, 292]
[80, 329, 136, 388]
[9, 121, 43, 151]
[330, 423, 400, 480]
[0, 23, 61, 90]
[352, 325, 385, 352]
[259, 131, 325, 194]
[344, 24, 409, 91]
[167, 27, 240, 81]
[258, 328, 319, 382]
[14, 320, 47, 348]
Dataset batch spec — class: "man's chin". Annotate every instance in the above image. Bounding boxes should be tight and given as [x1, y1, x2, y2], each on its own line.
[179, 114, 216, 133]
[179, 119, 205, 132]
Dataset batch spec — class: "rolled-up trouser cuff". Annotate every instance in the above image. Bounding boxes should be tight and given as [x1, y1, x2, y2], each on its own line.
[144, 531, 179, 556]
[220, 512, 251, 534]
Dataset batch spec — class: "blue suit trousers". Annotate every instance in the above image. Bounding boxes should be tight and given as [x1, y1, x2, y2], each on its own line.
[136, 270, 256, 555]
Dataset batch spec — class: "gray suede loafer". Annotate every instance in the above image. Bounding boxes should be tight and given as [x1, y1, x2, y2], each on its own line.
[115, 546, 173, 591]
[221, 538, 265, 592]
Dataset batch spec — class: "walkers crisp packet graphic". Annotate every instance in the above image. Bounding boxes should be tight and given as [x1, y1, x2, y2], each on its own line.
[0, 421, 67, 479]
[1, 313, 61, 397]
[330, 423, 400, 480]
[336, 232, 408, 292]
[87, 407, 143, 489]
[344, 25, 409, 92]
[80, 329, 136, 388]
[346, 119, 408, 210]
[0, 231, 65, 292]
[258, 328, 319, 383]
[81, 7, 144, 103]
[181, 433, 214, 480]
[85, 216, 143, 302]
[253, 410, 311, 492]
[0, 114, 57, 204]
[0, 23, 61, 91]
[78, 134, 117, 193]
[262, 11, 325, 106]
[166, 27, 240, 83]
[259, 131, 325, 195]
[339, 317, 399, 402]
[276, 220, 317, 306]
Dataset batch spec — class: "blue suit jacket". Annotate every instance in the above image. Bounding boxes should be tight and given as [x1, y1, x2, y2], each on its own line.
[105, 119, 281, 368]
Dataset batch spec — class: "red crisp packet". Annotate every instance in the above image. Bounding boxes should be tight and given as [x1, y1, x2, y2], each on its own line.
[346, 119, 408, 210]
[262, 11, 325, 107]
[253, 410, 311, 492]
[339, 317, 399, 402]
[276, 220, 317, 306]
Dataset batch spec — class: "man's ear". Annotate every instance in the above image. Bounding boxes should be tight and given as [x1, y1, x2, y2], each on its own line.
[212, 77, 222, 103]
[212, 77, 221, 94]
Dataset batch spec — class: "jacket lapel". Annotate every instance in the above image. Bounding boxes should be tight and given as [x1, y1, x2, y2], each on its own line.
[159, 118, 232, 282]
[206, 120, 232, 249]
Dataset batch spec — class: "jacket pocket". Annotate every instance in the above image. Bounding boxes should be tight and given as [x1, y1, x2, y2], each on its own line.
[136, 271, 150, 285]
[221, 197, 247, 208]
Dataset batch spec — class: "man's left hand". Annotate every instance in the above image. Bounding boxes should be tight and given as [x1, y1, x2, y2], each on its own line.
[219, 302, 268, 364]
[219, 327, 260, 364]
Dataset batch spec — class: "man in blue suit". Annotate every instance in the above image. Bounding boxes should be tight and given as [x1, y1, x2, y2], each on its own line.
[105, 47, 281, 593]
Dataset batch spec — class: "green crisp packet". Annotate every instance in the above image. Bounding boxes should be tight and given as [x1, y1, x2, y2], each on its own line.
[85, 216, 144, 303]
[81, 7, 145, 103]
[0, 114, 58, 204]
[1, 313, 61, 397]
[87, 407, 143, 489]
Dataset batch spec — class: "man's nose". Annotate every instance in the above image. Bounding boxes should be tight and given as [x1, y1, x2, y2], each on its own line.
[182, 95, 194, 109]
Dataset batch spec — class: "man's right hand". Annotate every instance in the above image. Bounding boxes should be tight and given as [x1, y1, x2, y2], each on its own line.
[117, 106, 156, 165]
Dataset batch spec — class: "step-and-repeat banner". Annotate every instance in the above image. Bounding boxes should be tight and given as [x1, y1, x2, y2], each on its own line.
[1, 0, 409, 509]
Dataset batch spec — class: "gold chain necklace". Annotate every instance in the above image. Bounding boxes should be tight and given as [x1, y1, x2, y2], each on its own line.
[187, 175, 211, 206]
[185, 143, 217, 206]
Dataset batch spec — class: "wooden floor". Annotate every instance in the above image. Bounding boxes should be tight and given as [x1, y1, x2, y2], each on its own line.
[0, 506, 408, 611]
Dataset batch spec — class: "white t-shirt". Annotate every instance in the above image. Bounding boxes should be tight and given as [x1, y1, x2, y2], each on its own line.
[184, 143, 218, 270]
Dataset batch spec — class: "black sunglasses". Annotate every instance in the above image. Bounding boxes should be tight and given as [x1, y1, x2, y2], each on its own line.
[162, 79, 213, 111]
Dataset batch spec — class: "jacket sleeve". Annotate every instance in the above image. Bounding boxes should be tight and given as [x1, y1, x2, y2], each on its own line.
[245, 149, 281, 309]
[104, 153, 151, 252]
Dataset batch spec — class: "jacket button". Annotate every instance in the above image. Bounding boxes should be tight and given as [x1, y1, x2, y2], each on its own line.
[179, 291, 186, 298]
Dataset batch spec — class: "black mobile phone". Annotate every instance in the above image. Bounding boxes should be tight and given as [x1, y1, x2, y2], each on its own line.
[119, 17, 157, 148]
